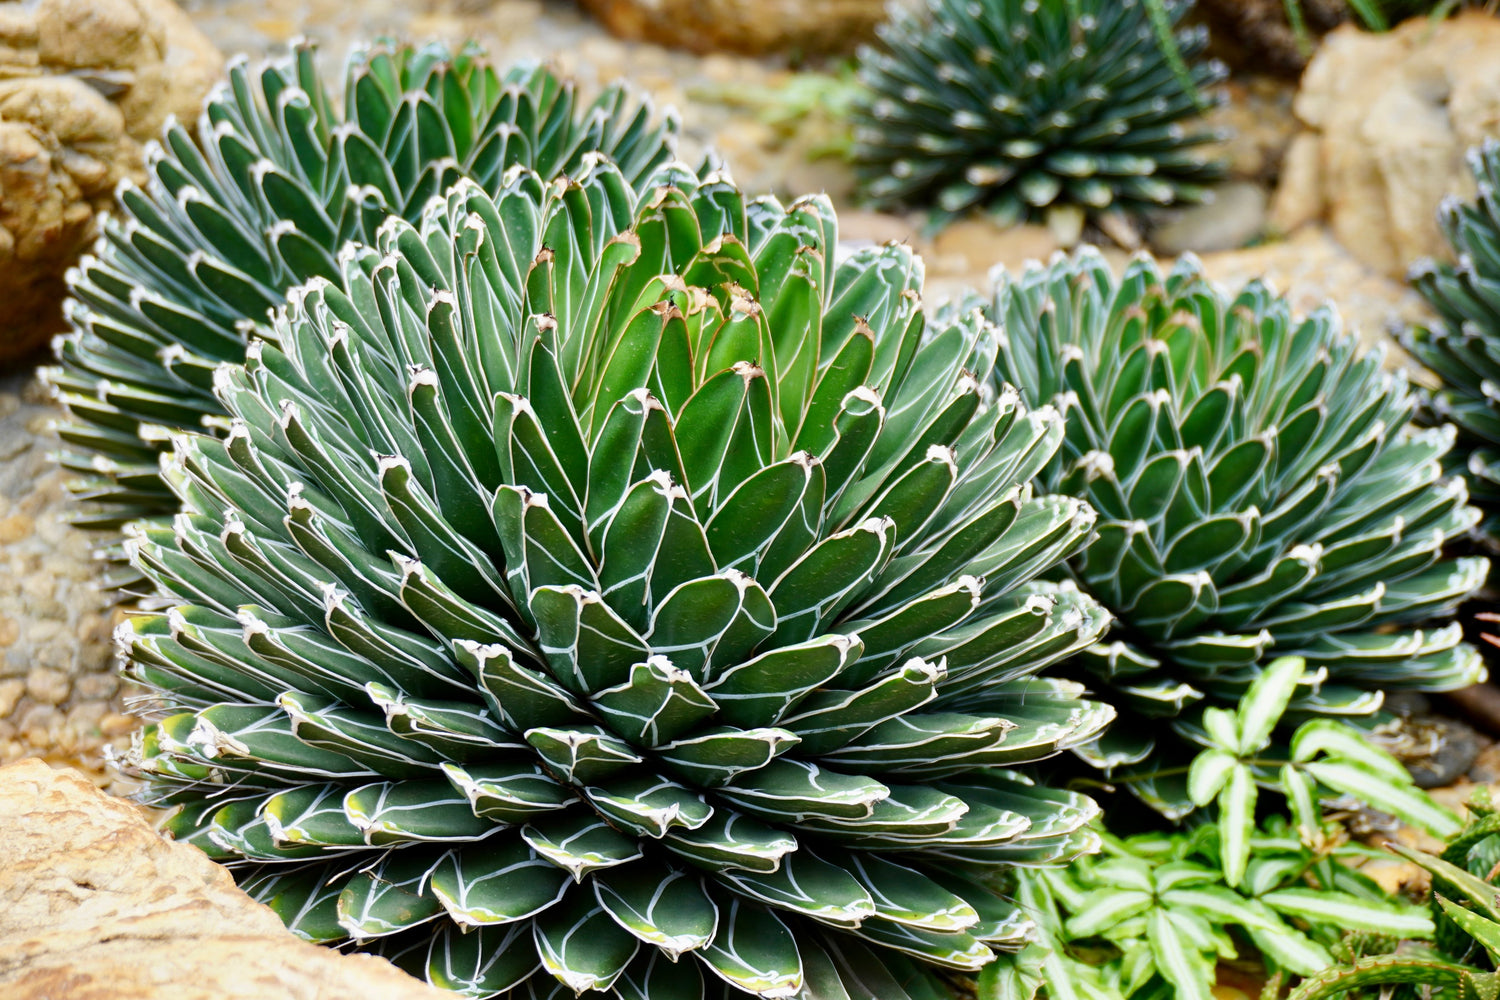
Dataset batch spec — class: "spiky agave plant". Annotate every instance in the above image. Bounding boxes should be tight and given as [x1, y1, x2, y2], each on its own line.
[1406, 138, 1500, 534]
[44, 39, 679, 531]
[850, 0, 1228, 230]
[982, 248, 1487, 816]
[118, 162, 1116, 998]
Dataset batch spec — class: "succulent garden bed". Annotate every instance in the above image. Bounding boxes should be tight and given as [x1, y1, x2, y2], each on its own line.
[6, 1, 1500, 999]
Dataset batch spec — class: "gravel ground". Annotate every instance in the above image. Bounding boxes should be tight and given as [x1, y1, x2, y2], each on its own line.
[0, 373, 135, 792]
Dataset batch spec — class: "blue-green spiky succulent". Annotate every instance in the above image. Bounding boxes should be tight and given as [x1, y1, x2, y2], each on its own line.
[850, 0, 1228, 229]
[1406, 139, 1500, 535]
[980, 249, 1486, 817]
[119, 161, 1118, 998]
[44, 39, 680, 531]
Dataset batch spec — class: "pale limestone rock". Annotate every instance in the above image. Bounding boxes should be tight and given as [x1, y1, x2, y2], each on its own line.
[0, 0, 221, 368]
[0, 758, 448, 1000]
[1270, 12, 1500, 278]
[1150, 181, 1269, 255]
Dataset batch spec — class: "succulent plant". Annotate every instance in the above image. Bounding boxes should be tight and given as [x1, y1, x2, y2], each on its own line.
[850, 0, 1228, 230]
[1406, 138, 1500, 533]
[980, 248, 1487, 817]
[118, 161, 1116, 999]
[45, 39, 680, 531]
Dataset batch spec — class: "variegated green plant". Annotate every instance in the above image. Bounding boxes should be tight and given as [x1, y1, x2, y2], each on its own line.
[1186, 657, 1458, 890]
[980, 248, 1488, 818]
[118, 161, 1116, 999]
[996, 817, 1430, 1000]
[44, 39, 679, 531]
[850, 0, 1228, 231]
[1289, 791, 1500, 1000]
[985, 657, 1450, 1000]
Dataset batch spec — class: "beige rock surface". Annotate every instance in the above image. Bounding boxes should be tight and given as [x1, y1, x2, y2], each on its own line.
[575, 0, 889, 56]
[0, 0, 221, 368]
[1270, 12, 1500, 279]
[0, 758, 448, 1000]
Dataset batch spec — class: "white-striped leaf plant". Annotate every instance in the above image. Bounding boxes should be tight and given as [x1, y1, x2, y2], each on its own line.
[118, 161, 1116, 999]
[46, 39, 680, 531]
[1000, 818, 1431, 1000]
[980, 248, 1488, 819]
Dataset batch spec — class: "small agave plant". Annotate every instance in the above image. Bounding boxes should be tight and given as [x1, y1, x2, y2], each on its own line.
[44, 39, 679, 531]
[1406, 138, 1500, 534]
[118, 161, 1116, 998]
[980, 249, 1488, 816]
[850, 0, 1228, 230]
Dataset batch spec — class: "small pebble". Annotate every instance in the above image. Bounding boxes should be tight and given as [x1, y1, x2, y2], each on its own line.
[1469, 742, 1500, 784]
[100, 713, 138, 736]
[26, 666, 71, 706]
[0, 514, 33, 545]
[0, 678, 23, 717]
[0, 373, 134, 791]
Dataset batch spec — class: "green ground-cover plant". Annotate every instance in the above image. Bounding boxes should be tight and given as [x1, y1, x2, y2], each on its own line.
[44, 39, 680, 532]
[849, 0, 1227, 232]
[997, 819, 1426, 1000]
[979, 657, 1452, 1000]
[1290, 790, 1500, 999]
[118, 158, 1121, 998]
[977, 248, 1488, 822]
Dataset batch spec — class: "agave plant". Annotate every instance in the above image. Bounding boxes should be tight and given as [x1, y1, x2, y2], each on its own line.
[1406, 138, 1500, 533]
[44, 39, 679, 531]
[980, 248, 1487, 816]
[118, 161, 1116, 998]
[850, 0, 1228, 230]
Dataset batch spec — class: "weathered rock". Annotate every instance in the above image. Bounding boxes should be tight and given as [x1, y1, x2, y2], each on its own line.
[1270, 12, 1500, 278]
[1150, 181, 1269, 255]
[0, 0, 221, 369]
[1469, 742, 1500, 784]
[575, 0, 889, 56]
[1375, 715, 1488, 790]
[0, 758, 448, 1000]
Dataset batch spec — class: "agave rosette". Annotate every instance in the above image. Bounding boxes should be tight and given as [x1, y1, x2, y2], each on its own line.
[983, 248, 1486, 815]
[850, 0, 1227, 229]
[1407, 138, 1500, 532]
[119, 162, 1114, 998]
[46, 39, 680, 530]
